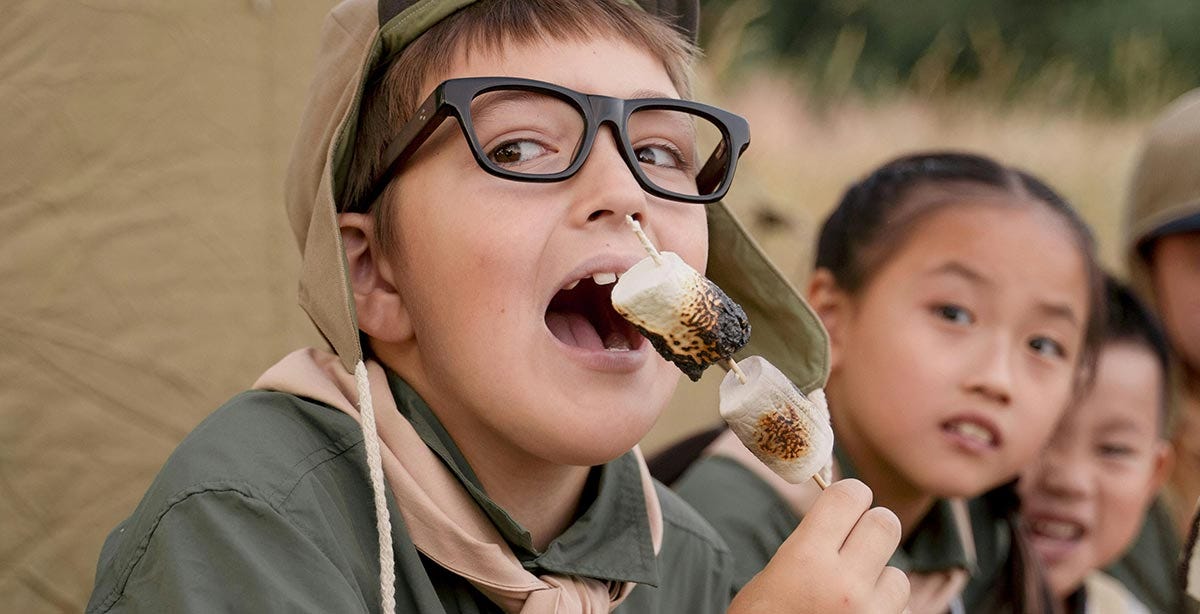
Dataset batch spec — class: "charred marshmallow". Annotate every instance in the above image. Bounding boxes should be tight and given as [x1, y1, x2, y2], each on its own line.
[611, 251, 750, 381]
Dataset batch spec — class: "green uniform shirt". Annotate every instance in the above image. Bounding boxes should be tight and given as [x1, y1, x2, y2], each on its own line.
[962, 485, 1073, 614]
[88, 374, 734, 613]
[962, 488, 1030, 613]
[1104, 498, 1182, 613]
[674, 448, 971, 594]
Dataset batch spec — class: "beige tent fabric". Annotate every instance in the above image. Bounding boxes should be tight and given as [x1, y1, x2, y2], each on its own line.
[0, 2, 725, 610]
[0, 2, 820, 611]
[0, 2, 334, 611]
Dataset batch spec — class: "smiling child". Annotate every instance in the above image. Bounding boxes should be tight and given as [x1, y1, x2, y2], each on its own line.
[1018, 277, 1173, 613]
[1112, 88, 1200, 613]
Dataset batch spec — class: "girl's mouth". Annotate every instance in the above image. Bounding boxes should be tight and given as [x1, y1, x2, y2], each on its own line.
[545, 272, 646, 353]
[940, 416, 1002, 452]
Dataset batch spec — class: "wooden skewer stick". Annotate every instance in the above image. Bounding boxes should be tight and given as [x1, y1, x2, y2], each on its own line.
[720, 358, 747, 385]
[626, 215, 664, 266]
[624, 216, 824, 487]
[624, 213, 825, 488]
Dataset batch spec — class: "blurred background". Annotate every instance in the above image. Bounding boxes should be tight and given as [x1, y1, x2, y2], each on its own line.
[1, 0, 1197, 610]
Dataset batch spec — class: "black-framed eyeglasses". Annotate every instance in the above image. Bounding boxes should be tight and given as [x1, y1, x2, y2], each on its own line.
[347, 76, 751, 213]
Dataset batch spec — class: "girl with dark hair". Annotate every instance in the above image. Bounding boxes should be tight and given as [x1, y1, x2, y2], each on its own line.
[673, 151, 1106, 613]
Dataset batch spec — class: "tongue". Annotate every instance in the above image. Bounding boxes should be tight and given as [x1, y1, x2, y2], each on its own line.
[546, 312, 605, 350]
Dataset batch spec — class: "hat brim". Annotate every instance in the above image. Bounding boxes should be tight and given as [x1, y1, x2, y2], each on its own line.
[1145, 210, 1200, 240]
[1134, 207, 1200, 260]
[707, 203, 830, 394]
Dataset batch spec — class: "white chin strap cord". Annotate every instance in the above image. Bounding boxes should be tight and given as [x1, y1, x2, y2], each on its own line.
[355, 360, 397, 614]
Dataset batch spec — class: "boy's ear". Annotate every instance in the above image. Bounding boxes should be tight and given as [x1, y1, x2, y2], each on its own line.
[1148, 440, 1175, 495]
[338, 212, 414, 344]
[807, 268, 850, 371]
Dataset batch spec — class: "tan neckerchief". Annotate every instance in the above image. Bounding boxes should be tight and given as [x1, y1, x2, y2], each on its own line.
[254, 348, 664, 613]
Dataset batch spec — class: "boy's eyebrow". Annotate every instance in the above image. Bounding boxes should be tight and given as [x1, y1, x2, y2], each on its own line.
[1095, 418, 1153, 438]
[470, 90, 551, 123]
[630, 88, 676, 99]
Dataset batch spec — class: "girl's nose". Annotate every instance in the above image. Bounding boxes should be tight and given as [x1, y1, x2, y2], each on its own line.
[963, 332, 1014, 406]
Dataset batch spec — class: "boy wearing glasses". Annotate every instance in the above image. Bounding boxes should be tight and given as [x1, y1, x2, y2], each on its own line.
[87, 1, 908, 612]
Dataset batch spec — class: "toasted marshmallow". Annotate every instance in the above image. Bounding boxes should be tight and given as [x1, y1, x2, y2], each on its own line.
[611, 251, 750, 381]
[719, 356, 833, 484]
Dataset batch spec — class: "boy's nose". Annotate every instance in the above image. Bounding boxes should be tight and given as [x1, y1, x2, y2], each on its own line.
[569, 127, 649, 227]
[1036, 445, 1092, 499]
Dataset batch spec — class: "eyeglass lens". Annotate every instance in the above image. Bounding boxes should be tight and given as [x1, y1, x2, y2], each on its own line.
[467, 88, 729, 198]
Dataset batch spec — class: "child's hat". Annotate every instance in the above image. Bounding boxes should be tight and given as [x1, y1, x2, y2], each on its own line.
[1126, 88, 1200, 262]
[284, 0, 829, 394]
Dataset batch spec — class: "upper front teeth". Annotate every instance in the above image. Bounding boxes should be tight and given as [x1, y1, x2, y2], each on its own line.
[951, 421, 994, 444]
[562, 273, 619, 290]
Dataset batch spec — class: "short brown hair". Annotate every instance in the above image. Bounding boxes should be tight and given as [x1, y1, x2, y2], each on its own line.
[344, 0, 699, 251]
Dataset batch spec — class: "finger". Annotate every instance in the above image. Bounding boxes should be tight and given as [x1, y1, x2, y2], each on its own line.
[786, 478, 873, 555]
[873, 566, 911, 613]
[839, 505, 902, 575]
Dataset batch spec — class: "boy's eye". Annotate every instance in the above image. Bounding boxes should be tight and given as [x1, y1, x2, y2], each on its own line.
[488, 140, 550, 166]
[933, 304, 973, 325]
[1029, 336, 1066, 359]
[635, 143, 684, 169]
[1097, 443, 1136, 458]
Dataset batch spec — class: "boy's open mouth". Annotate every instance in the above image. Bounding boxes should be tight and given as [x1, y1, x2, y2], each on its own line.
[546, 274, 646, 352]
[1025, 512, 1088, 564]
[1029, 517, 1086, 542]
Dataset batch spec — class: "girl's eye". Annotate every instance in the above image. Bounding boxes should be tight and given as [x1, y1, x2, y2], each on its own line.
[933, 304, 973, 325]
[635, 143, 684, 169]
[488, 140, 549, 166]
[1029, 336, 1066, 359]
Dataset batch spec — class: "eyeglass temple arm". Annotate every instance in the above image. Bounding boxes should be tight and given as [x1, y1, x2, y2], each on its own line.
[352, 96, 449, 213]
[695, 139, 730, 196]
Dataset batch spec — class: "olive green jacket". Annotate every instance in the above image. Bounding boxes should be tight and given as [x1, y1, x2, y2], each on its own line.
[87, 376, 735, 613]
[674, 449, 977, 612]
[1104, 500, 1182, 613]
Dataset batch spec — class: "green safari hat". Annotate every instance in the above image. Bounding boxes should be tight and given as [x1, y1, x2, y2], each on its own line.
[1126, 88, 1200, 264]
[284, 0, 830, 393]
